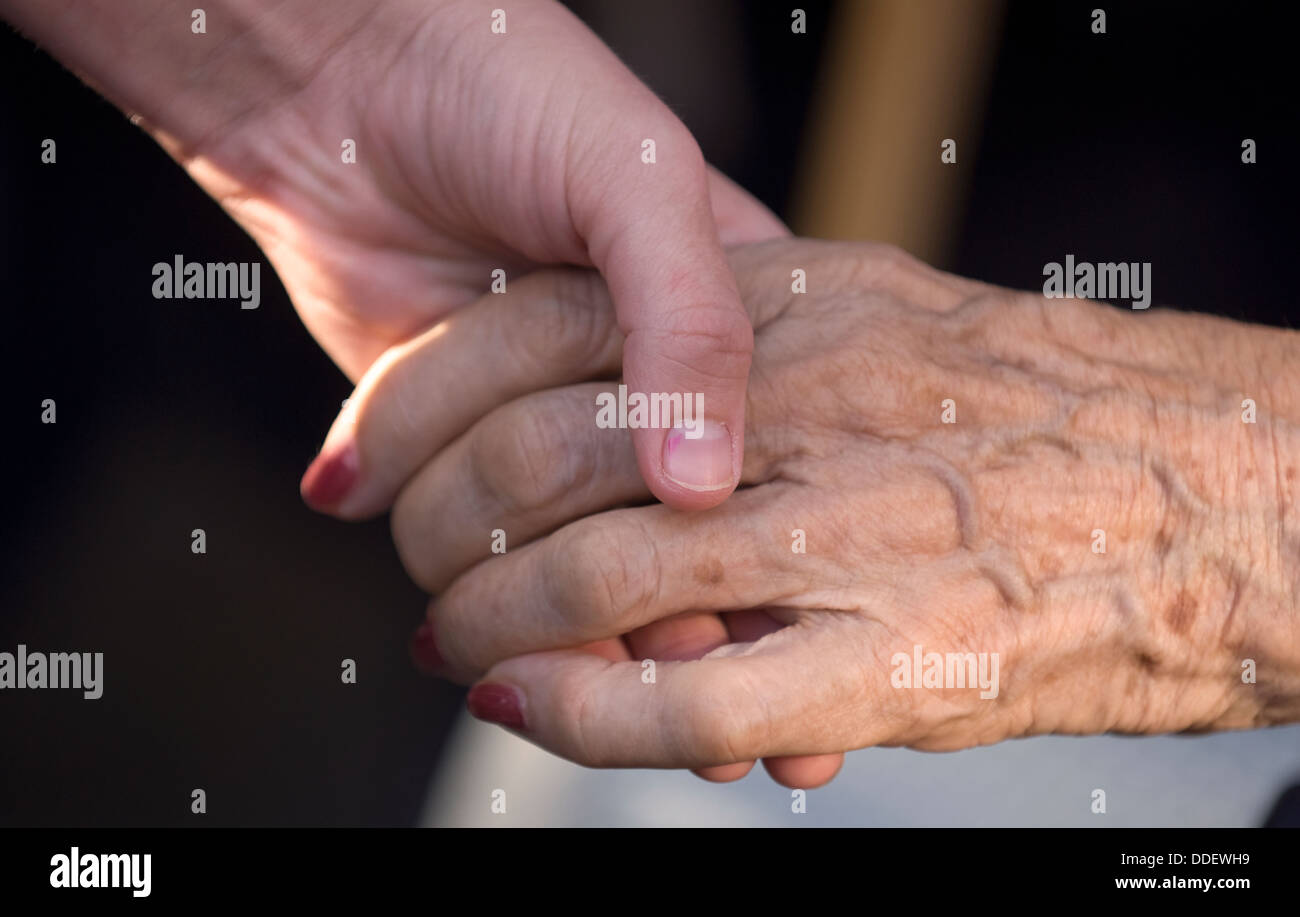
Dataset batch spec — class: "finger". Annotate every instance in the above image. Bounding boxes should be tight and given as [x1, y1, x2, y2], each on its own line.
[624, 612, 731, 665]
[573, 638, 631, 665]
[448, 607, 845, 784]
[410, 616, 629, 674]
[621, 610, 761, 782]
[762, 754, 846, 790]
[693, 761, 757, 782]
[391, 383, 645, 594]
[393, 364, 786, 596]
[706, 166, 790, 247]
[688, 608, 828, 785]
[300, 270, 621, 519]
[396, 417, 775, 740]
[427, 489, 805, 678]
[463, 618, 878, 769]
[570, 115, 753, 511]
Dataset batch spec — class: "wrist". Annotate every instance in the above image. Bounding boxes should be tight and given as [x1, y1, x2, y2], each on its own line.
[1028, 300, 1300, 733]
[1, 0, 385, 153]
[1149, 311, 1300, 728]
[1233, 326, 1300, 725]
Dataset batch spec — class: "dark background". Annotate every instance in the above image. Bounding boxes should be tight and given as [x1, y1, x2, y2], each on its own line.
[0, 1, 1293, 826]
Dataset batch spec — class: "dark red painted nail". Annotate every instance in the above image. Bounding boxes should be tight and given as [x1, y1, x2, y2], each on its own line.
[409, 622, 444, 674]
[300, 440, 358, 508]
[467, 683, 526, 730]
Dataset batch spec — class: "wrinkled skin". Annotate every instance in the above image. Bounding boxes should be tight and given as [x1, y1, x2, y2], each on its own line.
[333, 239, 1300, 785]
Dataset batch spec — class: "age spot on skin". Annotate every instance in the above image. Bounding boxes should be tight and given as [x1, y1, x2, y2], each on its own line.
[694, 558, 725, 586]
[1164, 588, 1197, 635]
[1153, 527, 1174, 560]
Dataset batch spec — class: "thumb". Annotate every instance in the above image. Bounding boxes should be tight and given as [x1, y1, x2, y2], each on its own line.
[571, 120, 753, 510]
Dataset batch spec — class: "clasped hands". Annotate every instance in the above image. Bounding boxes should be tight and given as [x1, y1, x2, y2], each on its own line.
[17, 0, 1290, 789]
[302, 238, 1300, 788]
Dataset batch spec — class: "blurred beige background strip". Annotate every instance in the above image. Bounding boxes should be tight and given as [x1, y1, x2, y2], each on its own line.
[793, 0, 1005, 267]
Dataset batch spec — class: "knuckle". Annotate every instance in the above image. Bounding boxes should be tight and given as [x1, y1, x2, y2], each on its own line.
[941, 290, 1042, 361]
[390, 489, 440, 593]
[638, 303, 755, 387]
[681, 705, 741, 763]
[546, 522, 660, 637]
[662, 301, 755, 359]
[672, 673, 768, 764]
[504, 271, 611, 372]
[356, 344, 421, 446]
[551, 666, 606, 766]
[472, 401, 573, 515]
[851, 241, 925, 293]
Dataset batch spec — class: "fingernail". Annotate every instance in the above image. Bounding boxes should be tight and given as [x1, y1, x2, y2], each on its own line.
[300, 440, 358, 508]
[467, 683, 526, 731]
[409, 622, 444, 674]
[663, 419, 736, 492]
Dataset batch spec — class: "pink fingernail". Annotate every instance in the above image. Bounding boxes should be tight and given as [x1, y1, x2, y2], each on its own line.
[467, 683, 526, 731]
[300, 440, 359, 509]
[409, 622, 444, 674]
[663, 420, 735, 492]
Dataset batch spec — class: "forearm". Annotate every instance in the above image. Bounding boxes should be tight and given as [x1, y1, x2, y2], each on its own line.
[0, 0, 388, 154]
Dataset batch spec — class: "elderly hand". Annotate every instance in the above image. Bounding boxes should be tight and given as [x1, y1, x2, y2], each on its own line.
[337, 239, 1300, 784]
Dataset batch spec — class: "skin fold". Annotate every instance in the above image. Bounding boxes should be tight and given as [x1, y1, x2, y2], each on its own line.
[333, 239, 1300, 783]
